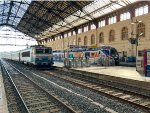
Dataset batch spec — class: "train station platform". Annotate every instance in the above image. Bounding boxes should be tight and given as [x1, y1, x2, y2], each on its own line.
[54, 62, 150, 90]
[0, 70, 9, 113]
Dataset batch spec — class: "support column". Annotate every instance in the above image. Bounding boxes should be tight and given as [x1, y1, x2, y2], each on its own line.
[37, 40, 42, 45]
[130, 8, 135, 18]
[60, 32, 65, 58]
[74, 27, 78, 45]
[148, 2, 150, 13]
[82, 25, 84, 32]
[94, 20, 98, 47]
[51, 36, 54, 50]
[88, 23, 91, 31]
[61, 33, 64, 50]
[116, 13, 120, 22]
[105, 17, 108, 25]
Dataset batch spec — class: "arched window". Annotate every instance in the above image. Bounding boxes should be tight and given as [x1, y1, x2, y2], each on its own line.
[109, 30, 115, 42]
[122, 27, 128, 40]
[91, 34, 95, 45]
[99, 32, 104, 43]
[137, 23, 145, 37]
[84, 36, 87, 45]
[78, 37, 81, 45]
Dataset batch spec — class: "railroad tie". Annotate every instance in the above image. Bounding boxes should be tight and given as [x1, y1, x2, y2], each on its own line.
[140, 101, 150, 106]
[120, 95, 131, 99]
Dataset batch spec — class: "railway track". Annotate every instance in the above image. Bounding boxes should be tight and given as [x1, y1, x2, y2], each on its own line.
[53, 67, 150, 96]
[44, 70, 150, 112]
[1, 60, 77, 113]
[1, 64, 28, 113]
[5, 60, 150, 112]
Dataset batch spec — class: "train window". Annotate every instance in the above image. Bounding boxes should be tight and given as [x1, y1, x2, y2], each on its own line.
[36, 49, 44, 54]
[45, 49, 49, 54]
[99, 51, 101, 54]
[22, 51, 30, 57]
[111, 49, 116, 54]
[49, 50, 52, 54]
[111, 49, 118, 56]
[138, 50, 143, 57]
[85, 52, 90, 57]
[102, 50, 109, 55]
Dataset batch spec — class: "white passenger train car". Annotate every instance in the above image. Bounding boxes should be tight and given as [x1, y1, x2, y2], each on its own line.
[20, 45, 53, 66]
[8, 45, 54, 66]
[11, 51, 20, 61]
[20, 47, 33, 64]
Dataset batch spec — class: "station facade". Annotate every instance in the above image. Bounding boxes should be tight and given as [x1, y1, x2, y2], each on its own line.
[41, 1, 150, 60]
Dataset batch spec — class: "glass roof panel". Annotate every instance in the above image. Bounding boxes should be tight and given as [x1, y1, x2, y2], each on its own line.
[0, 0, 143, 39]
[0, 0, 31, 26]
[44, 0, 137, 37]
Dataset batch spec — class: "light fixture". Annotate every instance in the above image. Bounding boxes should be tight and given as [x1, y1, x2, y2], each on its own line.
[138, 20, 142, 23]
[131, 20, 142, 24]
[139, 32, 143, 37]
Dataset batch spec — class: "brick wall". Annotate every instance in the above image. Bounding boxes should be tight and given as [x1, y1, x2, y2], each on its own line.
[45, 13, 150, 57]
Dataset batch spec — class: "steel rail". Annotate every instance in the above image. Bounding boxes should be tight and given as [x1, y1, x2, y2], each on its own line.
[52, 68, 150, 98]
[1, 60, 30, 113]
[45, 71, 150, 112]
[6, 60, 150, 112]
[5, 60, 78, 113]
[54, 67, 150, 97]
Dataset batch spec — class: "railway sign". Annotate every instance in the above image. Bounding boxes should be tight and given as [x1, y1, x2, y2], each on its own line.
[144, 49, 150, 77]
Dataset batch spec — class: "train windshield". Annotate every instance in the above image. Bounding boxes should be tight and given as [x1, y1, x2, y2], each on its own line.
[111, 49, 118, 56]
[45, 49, 52, 54]
[36, 48, 52, 54]
[102, 49, 109, 55]
[36, 49, 44, 54]
[102, 49, 118, 56]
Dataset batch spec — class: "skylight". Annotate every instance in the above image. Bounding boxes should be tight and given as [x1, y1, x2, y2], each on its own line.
[0, 0, 31, 26]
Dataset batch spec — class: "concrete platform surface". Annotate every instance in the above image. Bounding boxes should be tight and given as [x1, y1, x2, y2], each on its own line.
[54, 62, 150, 82]
[54, 62, 64, 67]
[0, 71, 9, 113]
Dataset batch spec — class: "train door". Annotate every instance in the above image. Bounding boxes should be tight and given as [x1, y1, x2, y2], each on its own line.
[19, 52, 20, 62]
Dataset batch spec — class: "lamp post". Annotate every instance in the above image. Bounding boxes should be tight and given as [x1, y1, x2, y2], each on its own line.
[129, 19, 143, 71]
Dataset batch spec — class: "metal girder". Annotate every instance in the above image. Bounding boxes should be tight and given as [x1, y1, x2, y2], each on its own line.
[12, 1, 28, 5]
[52, 8, 91, 21]
[2, 0, 6, 24]
[0, 35, 35, 41]
[70, 1, 95, 20]
[67, 2, 113, 28]
[19, 1, 45, 33]
[6, 1, 14, 24]
[16, 1, 66, 33]
[36, 2, 70, 28]
[17, 1, 62, 36]
[35, 1, 74, 28]
[12, 1, 22, 25]
[110, 0, 126, 7]
[0, 25, 36, 40]
[0, 23, 16, 28]
[18, 20, 46, 33]
[0, 44, 30, 46]
[19, 18, 58, 35]
[0, 14, 21, 18]
[1, 1, 92, 40]
[0, 2, 10, 7]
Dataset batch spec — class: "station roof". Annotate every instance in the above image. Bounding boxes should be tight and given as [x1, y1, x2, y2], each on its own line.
[0, 0, 137, 41]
